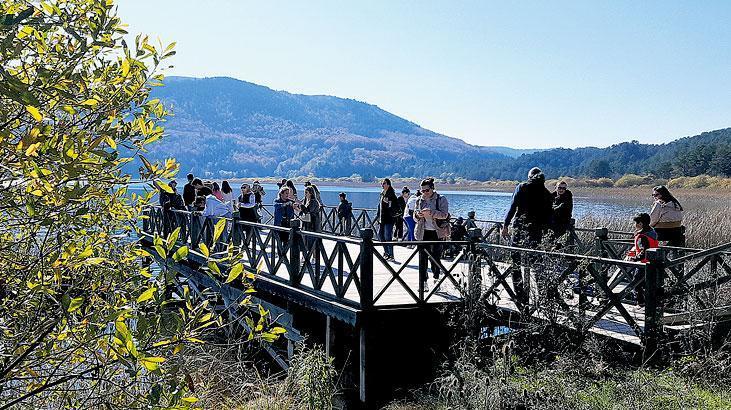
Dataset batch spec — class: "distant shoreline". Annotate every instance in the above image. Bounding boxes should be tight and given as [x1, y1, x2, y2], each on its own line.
[221, 176, 731, 197]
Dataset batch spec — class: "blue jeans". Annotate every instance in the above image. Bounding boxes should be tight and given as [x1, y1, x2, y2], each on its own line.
[403, 215, 416, 241]
[379, 223, 394, 257]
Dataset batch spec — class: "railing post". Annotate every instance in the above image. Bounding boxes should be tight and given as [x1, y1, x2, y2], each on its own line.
[567, 218, 576, 250]
[594, 228, 608, 258]
[289, 220, 302, 285]
[644, 248, 666, 362]
[142, 207, 150, 234]
[359, 228, 374, 310]
[418, 244, 428, 303]
[190, 214, 201, 249]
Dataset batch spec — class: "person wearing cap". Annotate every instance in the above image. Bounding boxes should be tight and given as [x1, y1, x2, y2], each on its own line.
[465, 210, 478, 231]
[501, 167, 552, 303]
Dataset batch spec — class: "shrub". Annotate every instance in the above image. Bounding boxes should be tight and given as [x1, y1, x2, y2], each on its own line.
[615, 174, 651, 187]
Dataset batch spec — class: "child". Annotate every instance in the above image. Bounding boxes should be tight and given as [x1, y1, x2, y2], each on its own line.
[627, 213, 659, 263]
[626, 213, 659, 306]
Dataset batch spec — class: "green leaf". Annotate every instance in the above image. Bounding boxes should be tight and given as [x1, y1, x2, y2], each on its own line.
[166, 227, 180, 251]
[139, 356, 165, 371]
[68, 297, 84, 313]
[225, 263, 243, 283]
[137, 287, 157, 302]
[154, 244, 166, 259]
[172, 246, 188, 262]
[213, 218, 226, 242]
[199, 243, 209, 258]
[25, 105, 42, 121]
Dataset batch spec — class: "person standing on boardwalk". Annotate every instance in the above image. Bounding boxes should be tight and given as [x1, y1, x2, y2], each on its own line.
[285, 180, 298, 200]
[377, 178, 399, 260]
[237, 184, 257, 223]
[649, 185, 684, 247]
[252, 180, 266, 221]
[304, 180, 324, 208]
[299, 186, 322, 233]
[337, 192, 353, 235]
[403, 188, 417, 242]
[626, 213, 659, 306]
[182, 173, 196, 209]
[221, 180, 235, 214]
[501, 167, 552, 304]
[414, 178, 450, 289]
[273, 187, 296, 246]
[394, 187, 408, 241]
[550, 180, 573, 240]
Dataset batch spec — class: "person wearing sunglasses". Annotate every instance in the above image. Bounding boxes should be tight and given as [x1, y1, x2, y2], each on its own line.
[414, 178, 450, 290]
[550, 180, 573, 241]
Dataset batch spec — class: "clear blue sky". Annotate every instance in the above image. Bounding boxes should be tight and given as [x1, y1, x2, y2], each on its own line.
[118, 1, 731, 149]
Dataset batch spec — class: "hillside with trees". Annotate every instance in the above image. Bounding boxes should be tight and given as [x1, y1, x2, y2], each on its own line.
[139, 76, 731, 181]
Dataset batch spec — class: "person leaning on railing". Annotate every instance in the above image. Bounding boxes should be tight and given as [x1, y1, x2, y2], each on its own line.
[649, 185, 685, 247]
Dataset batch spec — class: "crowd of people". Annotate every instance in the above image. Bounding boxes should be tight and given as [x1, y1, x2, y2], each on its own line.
[159, 168, 685, 291]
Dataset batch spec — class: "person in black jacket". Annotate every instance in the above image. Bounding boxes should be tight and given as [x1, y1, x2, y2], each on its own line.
[550, 180, 573, 239]
[501, 167, 552, 304]
[337, 192, 353, 235]
[182, 173, 196, 209]
[377, 178, 399, 260]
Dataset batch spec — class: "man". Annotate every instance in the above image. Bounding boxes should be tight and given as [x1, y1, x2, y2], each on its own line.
[501, 167, 552, 305]
[464, 210, 478, 230]
[414, 178, 450, 290]
[182, 173, 196, 209]
[550, 180, 573, 239]
[336, 192, 353, 235]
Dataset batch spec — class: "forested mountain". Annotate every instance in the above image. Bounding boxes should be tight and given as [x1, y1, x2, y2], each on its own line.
[136, 76, 730, 181]
[453, 128, 731, 181]
[139, 76, 508, 179]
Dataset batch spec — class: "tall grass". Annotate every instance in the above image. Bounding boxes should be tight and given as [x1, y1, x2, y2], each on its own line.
[177, 343, 339, 410]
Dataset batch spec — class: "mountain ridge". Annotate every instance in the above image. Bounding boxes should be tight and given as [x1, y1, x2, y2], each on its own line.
[135, 76, 730, 180]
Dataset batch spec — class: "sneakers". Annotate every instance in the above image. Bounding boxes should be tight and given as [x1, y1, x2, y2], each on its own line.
[384, 255, 395, 261]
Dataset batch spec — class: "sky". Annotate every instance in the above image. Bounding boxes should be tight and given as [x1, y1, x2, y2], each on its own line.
[117, 1, 731, 149]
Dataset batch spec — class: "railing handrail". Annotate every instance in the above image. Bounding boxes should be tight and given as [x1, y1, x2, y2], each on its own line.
[477, 242, 646, 268]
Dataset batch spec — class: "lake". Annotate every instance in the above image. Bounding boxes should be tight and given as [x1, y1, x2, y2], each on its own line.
[131, 181, 650, 225]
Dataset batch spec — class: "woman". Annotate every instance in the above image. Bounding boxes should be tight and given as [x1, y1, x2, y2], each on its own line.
[414, 178, 450, 288]
[285, 180, 298, 200]
[273, 187, 295, 244]
[402, 188, 417, 241]
[212, 182, 224, 201]
[237, 184, 257, 223]
[377, 178, 399, 260]
[299, 186, 321, 233]
[649, 185, 684, 247]
[221, 180, 235, 213]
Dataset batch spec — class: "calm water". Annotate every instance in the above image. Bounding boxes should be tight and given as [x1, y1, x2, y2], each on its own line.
[133, 182, 650, 224]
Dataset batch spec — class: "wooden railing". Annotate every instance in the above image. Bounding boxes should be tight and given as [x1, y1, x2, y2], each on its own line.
[142, 206, 474, 309]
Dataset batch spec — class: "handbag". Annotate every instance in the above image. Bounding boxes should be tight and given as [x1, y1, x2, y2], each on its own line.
[300, 212, 312, 223]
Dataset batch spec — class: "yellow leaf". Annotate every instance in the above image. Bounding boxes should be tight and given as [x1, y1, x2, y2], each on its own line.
[26, 105, 42, 121]
[121, 58, 130, 77]
[68, 297, 84, 313]
[199, 243, 209, 258]
[207, 261, 220, 275]
[181, 397, 198, 404]
[80, 98, 98, 106]
[213, 218, 226, 242]
[137, 287, 157, 302]
[24, 142, 41, 157]
[139, 356, 165, 371]
[225, 263, 243, 283]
